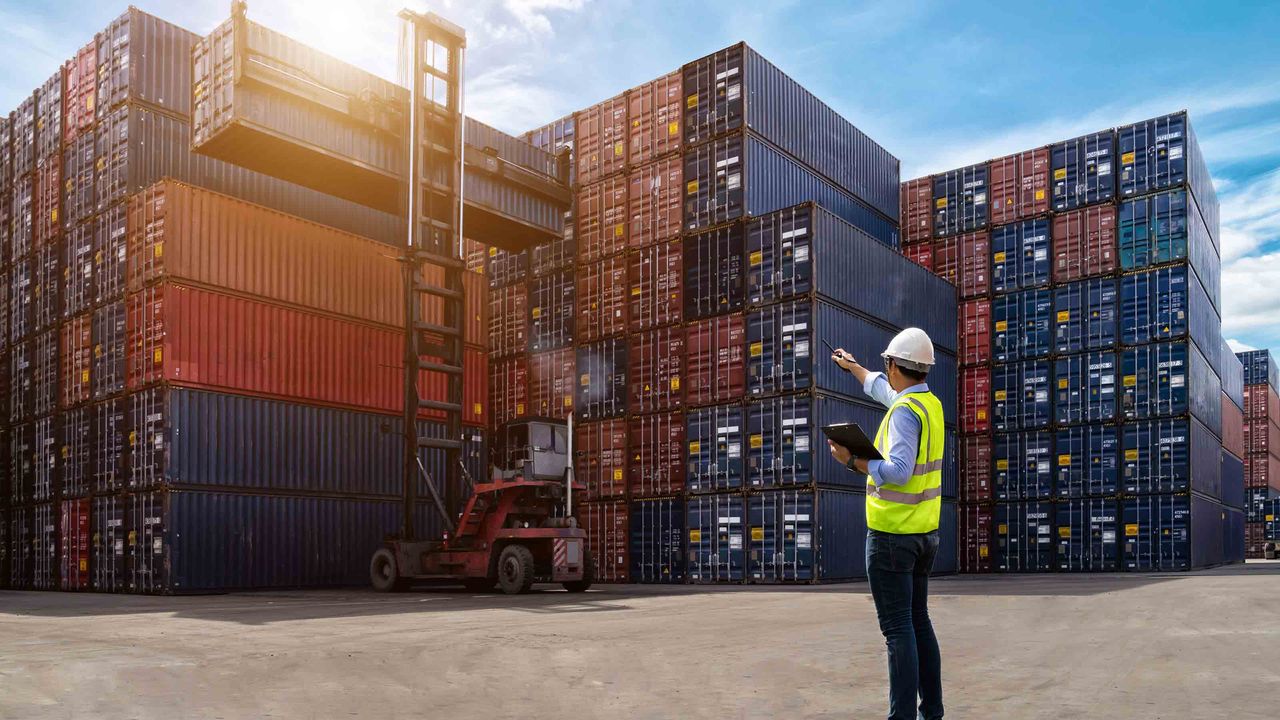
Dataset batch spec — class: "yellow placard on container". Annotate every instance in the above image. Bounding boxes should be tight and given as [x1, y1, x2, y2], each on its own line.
[154, 242, 164, 258]
[1058, 454, 1072, 466]
[1058, 527, 1071, 538]
[1035, 189, 1045, 201]
[995, 320, 1009, 332]
[1057, 310, 1071, 323]
[998, 524, 1008, 534]
[613, 469, 623, 481]
[976, 409, 987, 420]
[1125, 523, 1139, 537]
[993, 251, 1006, 263]
[1125, 449, 1138, 461]
[686, 94, 698, 109]
[1054, 168, 1067, 180]
[749, 250, 763, 266]
[614, 224, 625, 237]
[1123, 375, 1137, 387]
[689, 529, 702, 543]
[580, 373, 591, 386]
[751, 527, 764, 541]
[1058, 378, 1068, 389]
[996, 459, 1009, 470]
[473, 403, 482, 417]
[81, 370, 90, 384]
[489, 246, 497, 257]
[689, 441, 701, 454]
[749, 341, 763, 357]
[686, 180, 699, 194]
[750, 434, 763, 449]
[670, 376, 680, 391]
[1121, 151, 1136, 165]
[994, 390, 1007, 401]
[516, 402, 525, 415]
[614, 142, 624, 157]
[979, 545, 990, 558]
[935, 197, 949, 208]
[531, 306, 542, 319]
[153, 348, 163, 365]
[129, 431, 137, 446]
[668, 121, 679, 136]
[563, 396, 572, 407]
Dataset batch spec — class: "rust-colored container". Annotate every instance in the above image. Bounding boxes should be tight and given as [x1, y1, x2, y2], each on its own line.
[988, 148, 1050, 224]
[63, 41, 97, 144]
[627, 71, 682, 166]
[961, 436, 993, 503]
[576, 256, 628, 342]
[61, 313, 93, 408]
[575, 94, 627, 186]
[1052, 205, 1117, 283]
[627, 156, 682, 248]
[577, 176, 628, 262]
[490, 356, 529, 428]
[959, 503, 995, 572]
[1245, 453, 1280, 491]
[629, 410, 685, 497]
[900, 177, 932, 244]
[685, 314, 745, 406]
[1222, 394, 1245, 459]
[575, 418, 628, 500]
[1247, 522, 1266, 559]
[35, 164, 62, 245]
[529, 348, 575, 418]
[1244, 418, 1280, 457]
[488, 282, 527, 357]
[60, 498, 91, 591]
[628, 239, 682, 331]
[904, 242, 933, 271]
[629, 326, 685, 414]
[962, 366, 991, 434]
[579, 499, 630, 583]
[463, 238, 488, 274]
[1244, 384, 1279, 421]
[961, 299, 991, 367]
[933, 231, 990, 299]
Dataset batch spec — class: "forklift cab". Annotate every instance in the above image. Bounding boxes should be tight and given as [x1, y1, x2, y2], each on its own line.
[492, 418, 570, 482]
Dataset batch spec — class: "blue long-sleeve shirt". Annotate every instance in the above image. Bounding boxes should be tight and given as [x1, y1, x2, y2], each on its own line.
[861, 372, 929, 488]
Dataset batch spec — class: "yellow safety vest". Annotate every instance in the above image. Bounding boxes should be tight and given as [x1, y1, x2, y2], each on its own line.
[867, 389, 945, 534]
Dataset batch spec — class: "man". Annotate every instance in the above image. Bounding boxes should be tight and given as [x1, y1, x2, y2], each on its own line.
[827, 327, 944, 720]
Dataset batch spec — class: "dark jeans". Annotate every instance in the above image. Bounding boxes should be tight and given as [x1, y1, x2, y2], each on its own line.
[866, 529, 943, 720]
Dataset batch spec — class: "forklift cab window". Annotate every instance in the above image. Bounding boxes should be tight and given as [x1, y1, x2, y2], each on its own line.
[528, 423, 567, 453]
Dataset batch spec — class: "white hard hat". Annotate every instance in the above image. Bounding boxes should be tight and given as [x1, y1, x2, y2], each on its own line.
[881, 327, 935, 372]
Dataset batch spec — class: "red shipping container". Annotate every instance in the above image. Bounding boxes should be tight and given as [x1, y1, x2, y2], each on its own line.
[1244, 418, 1280, 457]
[960, 299, 991, 366]
[530, 348, 575, 418]
[1246, 522, 1266, 559]
[959, 503, 994, 573]
[576, 256, 628, 342]
[63, 41, 97, 144]
[988, 148, 1050, 224]
[627, 156, 682, 248]
[61, 314, 93, 408]
[35, 163, 61, 245]
[60, 498, 91, 590]
[961, 366, 991, 434]
[575, 94, 627, 186]
[629, 326, 685, 414]
[490, 355, 529, 428]
[903, 242, 933, 271]
[900, 177, 932, 243]
[579, 500, 630, 583]
[1052, 205, 1117, 283]
[463, 237, 487, 274]
[1222, 394, 1245, 460]
[627, 71, 682, 166]
[933, 231, 990, 299]
[488, 282, 527, 357]
[685, 314, 744, 406]
[575, 418, 628, 500]
[628, 239, 682, 331]
[629, 410, 684, 497]
[124, 283, 486, 424]
[961, 436, 993, 503]
[577, 176, 628, 262]
[1244, 384, 1280, 422]
[1245, 453, 1280, 491]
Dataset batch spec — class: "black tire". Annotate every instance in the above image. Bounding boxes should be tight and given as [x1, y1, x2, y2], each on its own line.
[562, 549, 594, 593]
[463, 577, 494, 592]
[370, 548, 407, 593]
[496, 544, 535, 594]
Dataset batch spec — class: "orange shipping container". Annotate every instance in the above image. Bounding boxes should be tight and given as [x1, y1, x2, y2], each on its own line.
[490, 356, 529, 428]
[576, 256, 628, 342]
[577, 176, 628, 262]
[530, 348, 575, 418]
[900, 177, 932, 243]
[579, 500, 630, 582]
[575, 94, 628, 185]
[575, 419, 628, 500]
[627, 71, 682, 166]
[627, 156, 682, 248]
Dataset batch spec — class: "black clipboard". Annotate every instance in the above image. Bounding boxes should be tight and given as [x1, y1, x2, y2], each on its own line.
[821, 422, 883, 460]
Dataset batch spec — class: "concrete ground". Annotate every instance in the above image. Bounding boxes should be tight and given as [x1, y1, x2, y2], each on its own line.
[2, 563, 1279, 720]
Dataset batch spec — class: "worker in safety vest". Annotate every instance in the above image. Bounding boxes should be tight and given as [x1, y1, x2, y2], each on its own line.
[828, 327, 944, 720]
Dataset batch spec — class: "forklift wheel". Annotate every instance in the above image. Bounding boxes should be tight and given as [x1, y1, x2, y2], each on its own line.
[370, 548, 407, 593]
[496, 544, 535, 594]
[562, 549, 594, 593]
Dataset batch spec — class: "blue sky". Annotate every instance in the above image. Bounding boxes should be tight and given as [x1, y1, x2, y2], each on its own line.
[4, 0, 1279, 352]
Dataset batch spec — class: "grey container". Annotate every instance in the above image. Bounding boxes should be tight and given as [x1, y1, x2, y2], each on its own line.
[746, 201, 957, 353]
[1220, 339, 1243, 411]
[1117, 111, 1219, 244]
[97, 8, 200, 117]
[682, 42, 899, 221]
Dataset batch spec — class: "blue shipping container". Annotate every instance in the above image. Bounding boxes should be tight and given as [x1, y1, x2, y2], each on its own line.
[686, 493, 746, 582]
[932, 164, 989, 237]
[682, 130, 898, 247]
[992, 288, 1052, 362]
[1237, 349, 1279, 389]
[1117, 112, 1219, 244]
[1224, 506, 1245, 563]
[1123, 493, 1227, 571]
[747, 488, 866, 582]
[1053, 278, 1119, 353]
[1246, 487, 1271, 522]
[1221, 450, 1244, 510]
[991, 218, 1051, 293]
[994, 432, 1054, 500]
[935, 499, 958, 575]
[1120, 265, 1220, 374]
[1267, 498, 1280, 540]
[1052, 131, 1116, 211]
[486, 246, 528, 289]
[1117, 189, 1220, 312]
[1220, 339, 1243, 411]
[1056, 498, 1121, 571]
[630, 497, 686, 583]
[575, 338, 628, 420]
[1055, 351, 1118, 425]
[996, 501, 1055, 572]
[687, 404, 746, 493]
[1122, 417, 1221, 497]
[683, 222, 746, 320]
[992, 361, 1052, 431]
[1056, 424, 1120, 497]
[745, 202, 957, 352]
[1121, 340, 1222, 439]
[747, 392, 881, 490]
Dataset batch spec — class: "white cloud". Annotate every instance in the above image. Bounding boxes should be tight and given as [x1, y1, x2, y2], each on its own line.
[1222, 251, 1280, 336]
[1218, 168, 1280, 263]
[1227, 338, 1257, 353]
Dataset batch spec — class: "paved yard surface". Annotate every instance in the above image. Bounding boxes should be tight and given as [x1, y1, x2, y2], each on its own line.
[3, 563, 1279, 719]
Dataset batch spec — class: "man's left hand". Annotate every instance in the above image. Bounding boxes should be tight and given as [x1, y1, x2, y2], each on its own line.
[828, 439, 852, 465]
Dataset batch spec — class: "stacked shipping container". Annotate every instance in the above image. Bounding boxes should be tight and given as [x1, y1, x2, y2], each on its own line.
[1238, 350, 1280, 557]
[903, 112, 1245, 573]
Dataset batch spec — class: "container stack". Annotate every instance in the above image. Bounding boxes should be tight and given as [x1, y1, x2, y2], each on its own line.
[1238, 350, 1280, 556]
[901, 112, 1244, 573]
[507, 43, 958, 584]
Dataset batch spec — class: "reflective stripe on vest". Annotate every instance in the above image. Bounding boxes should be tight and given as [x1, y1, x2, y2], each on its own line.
[866, 389, 945, 534]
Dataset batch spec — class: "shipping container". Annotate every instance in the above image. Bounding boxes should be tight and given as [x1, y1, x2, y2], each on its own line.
[488, 282, 527, 357]
[1246, 521, 1266, 558]
[33, 502, 58, 589]
[1053, 277, 1119, 353]
[683, 43, 899, 221]
[0, 512, 7, 589]
[485, 246, 527, 289]
[12, 97, 36, 180]
[1054, 351, 1118, 425]
[9, 341, 33, 423]
[578, 500, 629, 583]
[900, 177, 932, 244]
[627, 71, 682, 165]
[7, 506, 32, 589]
[1221, 451, 1245, 511]
[1056, 498, 1120, 571]
[93, 204, 128, 304]
[1123, 493, 1227, 571]
[1056, 424, 1120, 498]
[61, 314, 93, 408]
[530, 217, 575, 278]
[1118, 189, 1220, 311]
[628, 410, 684, 497]
[961, 366, 990, 434]
[1122, 417, 1222, 497]
[685, 315, 745, 406]
[932, 231, 990, 299]
[34, 328, 60, 417]
[575, 94, 627, 186]
[98, 8, 198, 117]
[61, 406, 92, 498]
[34, 163, 62, 246]
[1239, 350, 1279, 388]
[1118, 112, 1219, 241]
[992, 360, 1052, 431]
[1052, 205, 1117, 283]
[748, 488, 868, 582]
[630, 497, 684, 582]
[1243, 384, 1280, 423]
[10, 181, 34, 261]
[687, 403, 745, 493]
[686, 493, 745, 583]
[628, 239, 682, 331]
[0, 114, 10, 190]
[529, 348, 575, 419]
[684, 223, 745, 320]
[10, 424, 32, 505]
[93, 398, 127, 493]
[34, 243, 61, 333]
[1246, 488, 1270, 522]
[991, 218, 1050, 293]
[60, 498, 91, 590]
[932, 164, 988, 237]
[92, 494, 127, 591]
[996, 501, 1055, 572]
[960, 299, 991, 366]
[1244, 418, 1280, 456]
[1245, 454, 1280, 492]
[988, 148, 1050, 223]
[628, 326, 684, 413]
[577, 176, 628, 262]
[1121, 341, 1221, 439]
[1220, 341, 1244, 411]
[576, 256, 628, 343]
[64, 221, 94, 317]
[490, 356, 529, 428]
[746, 392, 888, 490]
[961, 436, 993, 503]
[1120, 266, 1220, 365]
[959, 503, 995, 573]
[746, 203, 957, 352]
[575, 338, 627, 420]
[682, 130, 897, 246]
[36, 70, 63, 165]
[992, 288, 1052, 362]
[62, 132, 96, 231]
[994, 432, 1054, 500]
[1051, 131, 1115, 211]
[903, 242, 933, 271]
[628, 155, 682, 249]
[574, 419, 627, 501]
[62, 40, 96, 144]
[527, 270, 575, 352]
